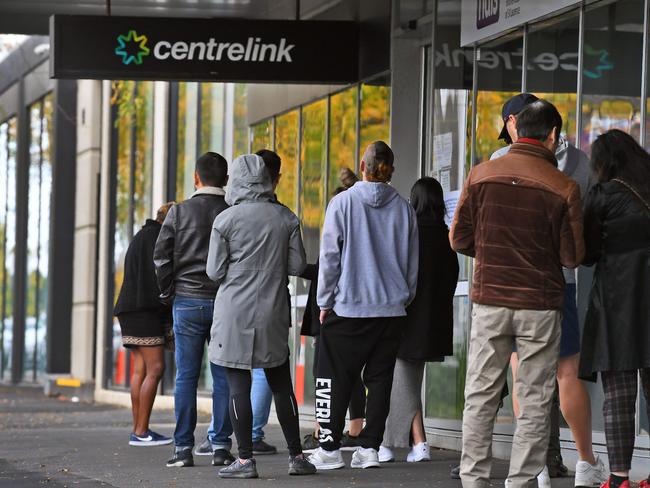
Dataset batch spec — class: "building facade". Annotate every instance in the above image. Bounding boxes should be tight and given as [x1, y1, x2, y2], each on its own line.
[0, 0, 647, 475]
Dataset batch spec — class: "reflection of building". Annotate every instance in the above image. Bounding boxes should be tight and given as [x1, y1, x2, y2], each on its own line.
[0, 0, 648, 476]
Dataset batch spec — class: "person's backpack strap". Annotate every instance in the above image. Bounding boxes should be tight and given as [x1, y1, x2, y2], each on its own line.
[612, 178, 650, 215]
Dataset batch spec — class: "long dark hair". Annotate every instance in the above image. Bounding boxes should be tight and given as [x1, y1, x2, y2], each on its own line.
[591, 129, 650, 202]
[410, 177, 446, 224]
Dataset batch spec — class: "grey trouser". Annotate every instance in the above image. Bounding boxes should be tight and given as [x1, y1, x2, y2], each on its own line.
[460, 304, 561, 488]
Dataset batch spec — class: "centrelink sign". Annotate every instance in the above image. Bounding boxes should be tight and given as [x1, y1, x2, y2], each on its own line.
[50, 15, 358, 83]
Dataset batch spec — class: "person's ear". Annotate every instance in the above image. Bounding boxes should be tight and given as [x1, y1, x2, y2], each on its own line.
[360, 160, 366, 173]
[194, 171, 200, 188]
[548, 126, 558, 145]
[223, 175, 229, 187]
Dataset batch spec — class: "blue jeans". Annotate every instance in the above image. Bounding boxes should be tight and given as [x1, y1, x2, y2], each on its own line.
[173, 296, 232, 449]
[208, 368, 273, 444]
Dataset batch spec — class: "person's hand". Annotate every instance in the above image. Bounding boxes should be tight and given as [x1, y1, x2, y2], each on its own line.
[319, 309, 331, 324]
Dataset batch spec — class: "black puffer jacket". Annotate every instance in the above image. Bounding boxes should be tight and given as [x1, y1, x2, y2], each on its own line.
[154, 190, 229, 302]
[579, 181, 650, 379]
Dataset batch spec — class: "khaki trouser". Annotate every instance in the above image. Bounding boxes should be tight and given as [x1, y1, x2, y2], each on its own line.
[460, 303, 561, 488]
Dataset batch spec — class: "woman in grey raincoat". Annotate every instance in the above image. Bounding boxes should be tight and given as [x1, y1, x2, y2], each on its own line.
[206, 153, 315, 479]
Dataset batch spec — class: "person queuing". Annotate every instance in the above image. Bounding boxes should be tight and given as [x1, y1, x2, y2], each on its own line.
[154, 152, 234, 468]
[308, 141, 419, 471]
[207, 154, 316, 479]
[451, 100, 584, 487]
[493, 93, 606, 488]
[114, 202, 175, 448]
[579, 130, 650, 488]
[379, 177, 459, 464]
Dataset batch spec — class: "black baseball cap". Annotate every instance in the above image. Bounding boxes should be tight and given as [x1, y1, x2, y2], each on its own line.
[498, 93, 539, 142]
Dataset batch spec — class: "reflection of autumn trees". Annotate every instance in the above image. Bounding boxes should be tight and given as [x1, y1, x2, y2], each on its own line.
[251, 119, 272, 153]
[329, 88, 357, 198]
[274, 111, 299, 212]
[233, 84, 248, 158]
[359, 84, 390, 164]
[300, 100, 326, 231]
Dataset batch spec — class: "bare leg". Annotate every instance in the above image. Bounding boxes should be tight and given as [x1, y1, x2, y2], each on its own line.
[411, 410, 426, 444]
[557, 354, 595, 464]
[510, 352, 520, 418]
[130, 348, 145, 433]
[348, 418, 363, 437]
[134, 345, 165, 436]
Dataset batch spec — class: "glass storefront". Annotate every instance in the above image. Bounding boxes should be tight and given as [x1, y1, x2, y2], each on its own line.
[0, 117, 17, 382]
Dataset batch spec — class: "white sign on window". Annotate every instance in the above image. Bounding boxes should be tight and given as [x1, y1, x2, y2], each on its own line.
[461, 0, 580, 46]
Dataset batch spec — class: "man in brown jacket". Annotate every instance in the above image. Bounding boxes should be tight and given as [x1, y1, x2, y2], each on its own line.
[451, 100, 584, 488]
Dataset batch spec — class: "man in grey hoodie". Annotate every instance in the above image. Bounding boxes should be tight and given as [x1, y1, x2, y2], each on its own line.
[307, 141, 419, 471]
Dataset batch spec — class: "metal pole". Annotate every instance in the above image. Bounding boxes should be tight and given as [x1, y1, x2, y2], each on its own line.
[106, 0, 111, 16]
[470, 46, 479, 167]
[640, 0, 649, 148]
[575, 4, 585, 150]
[521, 24, 528, 92]
[296, 0, 300, 20]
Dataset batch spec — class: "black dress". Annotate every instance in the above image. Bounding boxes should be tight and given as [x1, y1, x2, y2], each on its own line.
[114, 219, 172, 348]
[579, 181, 650, 380]
[399, 217, 459, 362]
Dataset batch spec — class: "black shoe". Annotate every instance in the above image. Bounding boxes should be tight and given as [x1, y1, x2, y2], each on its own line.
[212, 448, 236, 466]
[340, 431, 361, 451]
[218, 458, 259, 479]
[302, 433, 319, 452]
[288, 454, 317, 475]
[547, 456, 569, 478]
[450, 465, 460, 479]
[166, 448, 194, 467]
[252, 439, 278, 455]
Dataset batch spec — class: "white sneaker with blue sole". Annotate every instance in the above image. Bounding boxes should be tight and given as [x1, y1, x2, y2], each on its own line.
[129, 430, 173, 447]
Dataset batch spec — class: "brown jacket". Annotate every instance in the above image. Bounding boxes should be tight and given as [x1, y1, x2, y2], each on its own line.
[450, 141, 584, 310]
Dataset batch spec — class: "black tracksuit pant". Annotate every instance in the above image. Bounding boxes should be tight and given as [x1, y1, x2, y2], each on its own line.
[315, 312, 404, 451]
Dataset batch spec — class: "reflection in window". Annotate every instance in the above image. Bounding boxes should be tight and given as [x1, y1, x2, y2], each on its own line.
[251, 118, 273, 154]
[24, 94, 53, 382]
[274, 110, 299, 212]
[200, 84, 225, 155]
[111, 81, 155, 388]
[233, 84, 248, 158]
[581, 0, 643, 153]
[359, 78, 391, 162]
[0, 117, 17, 382]
[328, 88, 357, 198]
[176, 82, 200, 202]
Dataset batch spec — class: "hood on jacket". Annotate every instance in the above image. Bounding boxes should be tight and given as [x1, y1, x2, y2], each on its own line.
[225, 154, 275, 206]
[349, 181, 400, 208]
[555, 136, 569, 172]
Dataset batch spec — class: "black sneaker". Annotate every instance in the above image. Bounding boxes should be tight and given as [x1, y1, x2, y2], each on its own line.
[252, 439, 278, 455]
[450, 464, 460, 479]
[194, 438, 214, 456]
[166, 448, 194, 467]
[212, 448, 236, 466]
[302, 433, 319, 453]
[218, 458, 259, 479]
[340, 431, 361, 451]
[547, 456, 569, 478]
[288, 454, 317, 475]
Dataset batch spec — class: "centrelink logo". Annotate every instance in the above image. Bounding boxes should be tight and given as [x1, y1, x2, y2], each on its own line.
[115, 30, 295, 65]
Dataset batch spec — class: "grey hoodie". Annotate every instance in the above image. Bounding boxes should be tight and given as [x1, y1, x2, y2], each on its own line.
[207, 154, 306, 369]
[317, 181, 419, 318]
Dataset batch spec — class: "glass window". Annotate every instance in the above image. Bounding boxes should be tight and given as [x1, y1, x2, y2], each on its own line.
[274, 110, 299, 213]
[111, 82, 155, 388]
[232, 84, 249, 158]
[359, 76, 391, 162]
[0, 117, 17, 382]
[296, 99, 327, 407]
[250, 118, 273, 153]
[176, 82, 199, 201]
[200, 83, 225, 155]
[328, 88, 358, 198]
[526, 14, 580, 145]
[581, 0, 644, 153]
[24, 94, 53, 382]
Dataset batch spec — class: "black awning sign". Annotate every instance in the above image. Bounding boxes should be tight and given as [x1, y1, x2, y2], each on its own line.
[50, 15, 359, 83]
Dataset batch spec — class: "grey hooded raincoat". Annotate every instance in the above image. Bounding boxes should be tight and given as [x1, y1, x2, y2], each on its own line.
[207, 154, 306, 370]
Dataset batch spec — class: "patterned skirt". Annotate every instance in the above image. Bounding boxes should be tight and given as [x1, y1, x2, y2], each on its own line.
[117, 309, 169, 348]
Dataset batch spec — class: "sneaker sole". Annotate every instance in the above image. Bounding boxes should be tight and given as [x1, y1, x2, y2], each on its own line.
[340, 446, 360, 452]
[166, 461, 194, 467]
[288, 469, 318, 476]
[218, 473, 259, 479]
[252, 451, 278, 456]
[302, 447, 318, 454]
[378, 458, 394, 463]
[351, 461, 380, 469]
[313, 462, 345, 470]
[129, 439, 173, 446]
[194, 451, 214, 456]
[406, 457, 430, 463]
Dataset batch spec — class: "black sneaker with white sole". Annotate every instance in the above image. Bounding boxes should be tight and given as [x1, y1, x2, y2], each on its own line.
[302, 433, 319, 453]
[212, 448, 236, 466]
[218, 458, 259, 479]
[166, 448, 194, 467]
[288, 454, 317, 475]
[252, 439, 278, 455]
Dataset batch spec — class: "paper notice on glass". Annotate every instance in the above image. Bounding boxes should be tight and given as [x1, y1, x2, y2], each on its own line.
[433, 132, 453, 169]
[439, 168, 451, 193]
[443, 190, 461, 228]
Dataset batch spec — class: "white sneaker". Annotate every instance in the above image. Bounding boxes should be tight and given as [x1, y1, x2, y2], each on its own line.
[537, 466, 552, 488]
[307, 447, 345, 470]
[406, 442, 430, 463]
[574, 456, 608, 487]
[378, 446, 394, 463]
[350, 447, 381, 469]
